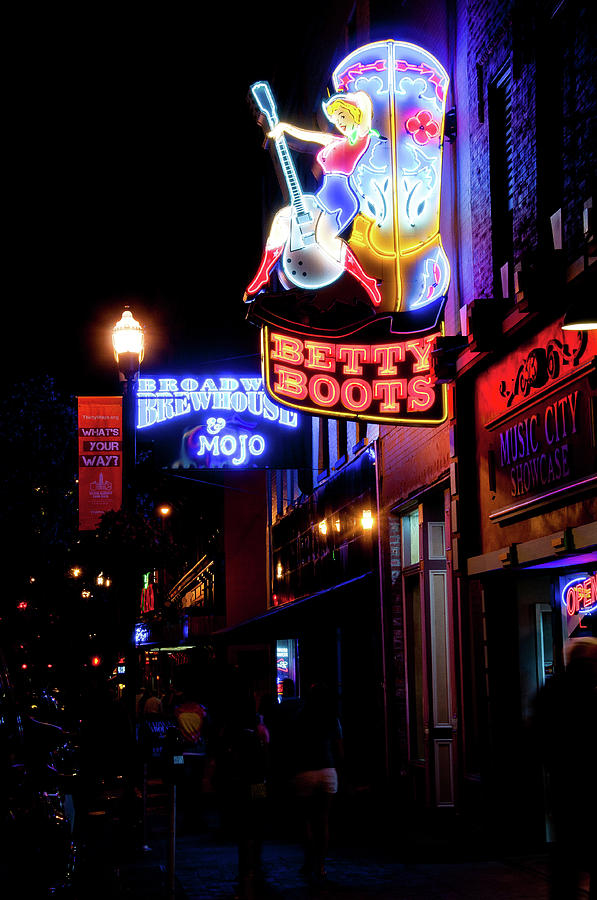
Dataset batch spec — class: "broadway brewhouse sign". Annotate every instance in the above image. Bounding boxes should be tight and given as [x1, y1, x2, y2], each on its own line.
[243, 39, 452, 426]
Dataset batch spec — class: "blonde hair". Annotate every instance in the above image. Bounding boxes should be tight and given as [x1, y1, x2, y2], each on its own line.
[325, 97, 362, 125]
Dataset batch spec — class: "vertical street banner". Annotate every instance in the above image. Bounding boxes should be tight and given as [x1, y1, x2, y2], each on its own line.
[78, 396, 123, 531]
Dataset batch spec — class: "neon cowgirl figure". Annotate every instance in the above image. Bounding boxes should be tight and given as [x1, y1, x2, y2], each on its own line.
[245, 91, 382, 307]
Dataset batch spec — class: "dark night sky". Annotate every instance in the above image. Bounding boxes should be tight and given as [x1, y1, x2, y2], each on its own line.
[5, 4, 356, 397]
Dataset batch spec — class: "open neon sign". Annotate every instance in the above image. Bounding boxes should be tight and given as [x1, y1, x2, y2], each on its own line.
[562, 574, 597, 618]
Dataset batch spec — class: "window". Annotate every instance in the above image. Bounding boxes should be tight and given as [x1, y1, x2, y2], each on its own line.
[428, 523, 446, 560]
[318, 418, 330, 474]
[337, 418, 348, 462]
[276, 639, 299, 701]
[401, 509, 420, 567]
[405, 574, 425, 761]
[489, 66, 514, 298]
[276, 470, 284, 516]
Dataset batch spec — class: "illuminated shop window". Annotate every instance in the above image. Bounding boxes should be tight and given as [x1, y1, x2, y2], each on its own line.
[401, 508, 420, 567]
[276, 639, 299, 702]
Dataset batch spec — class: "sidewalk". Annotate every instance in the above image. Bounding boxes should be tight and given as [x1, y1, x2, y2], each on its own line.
[78, 780, 591, 899]
[116, 831, 564, 900]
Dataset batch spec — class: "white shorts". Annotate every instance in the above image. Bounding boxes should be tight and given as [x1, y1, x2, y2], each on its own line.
[292, 768, 338, 797]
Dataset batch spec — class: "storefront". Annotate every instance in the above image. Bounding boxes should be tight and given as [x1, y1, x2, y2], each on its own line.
[216, 444, 387, 794]
[457, 315, 597, 844]
[388, 479, 456, 810]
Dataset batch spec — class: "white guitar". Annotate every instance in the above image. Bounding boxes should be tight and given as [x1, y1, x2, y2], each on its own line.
[251, 81, 343, 290]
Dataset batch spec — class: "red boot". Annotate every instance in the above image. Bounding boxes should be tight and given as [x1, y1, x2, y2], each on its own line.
[342, 245, 382, 306]
[245, 244, 284, 298]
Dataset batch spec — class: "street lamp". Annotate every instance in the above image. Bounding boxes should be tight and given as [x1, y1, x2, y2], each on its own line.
[112, 308, 145, 366]
[111, 307, 145, 800]
[112, 308, 145, 511]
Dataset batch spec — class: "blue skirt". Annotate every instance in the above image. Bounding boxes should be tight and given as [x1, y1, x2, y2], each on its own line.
[316, 173, 360, 235]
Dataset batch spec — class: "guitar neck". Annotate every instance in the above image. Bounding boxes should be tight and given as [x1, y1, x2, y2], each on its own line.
[251, 82, 307, 214]
[274, 134, 306, 214]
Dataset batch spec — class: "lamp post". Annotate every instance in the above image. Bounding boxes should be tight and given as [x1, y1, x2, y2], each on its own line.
[112, 308, 145, 810]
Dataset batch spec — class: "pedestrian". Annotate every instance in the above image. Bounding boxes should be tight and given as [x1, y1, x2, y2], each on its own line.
[266, 678, 304, 821]
[215, 673, 270, 900]
[533, 636, 597, 899]
[161, 682, 179, 717]
[287, 682, 343, 885]
[141, 686, 163, 716]
[173, 683, 209, 833]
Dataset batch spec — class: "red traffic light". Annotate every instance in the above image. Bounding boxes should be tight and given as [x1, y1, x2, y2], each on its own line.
[90, 655, 102, 668]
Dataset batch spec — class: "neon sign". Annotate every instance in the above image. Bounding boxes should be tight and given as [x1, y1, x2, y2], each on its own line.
[136, 373, 308, 470]
[140, 572, 155, 614]
[186, 416, 266, 467]
[134, 623, 152, 646]
[264, 322, 445, 424]
[137, 376, 297, 429]
[244, 39, 451, 425]
[562, 575, 597, 618]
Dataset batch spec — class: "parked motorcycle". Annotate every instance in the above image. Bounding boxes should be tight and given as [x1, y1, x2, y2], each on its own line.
[0, 652, 82, 896]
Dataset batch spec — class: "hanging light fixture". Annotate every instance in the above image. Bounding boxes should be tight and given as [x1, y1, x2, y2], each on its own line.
[361, 509, 373, 530]
[561, 298, 597, 331]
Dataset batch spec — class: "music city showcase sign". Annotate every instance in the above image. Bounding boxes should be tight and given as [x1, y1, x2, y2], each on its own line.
[243, 39, 451, 426]
[136, 374, 307, 469]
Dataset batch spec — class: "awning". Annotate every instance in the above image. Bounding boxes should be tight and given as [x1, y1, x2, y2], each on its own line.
[213, 571, 376, 643]
[467, 521, 597, 575]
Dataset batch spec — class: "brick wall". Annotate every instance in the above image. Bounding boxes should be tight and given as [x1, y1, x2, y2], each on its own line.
[559, 3, 595, 262]
[380, 421, 450, 508]
[465, 0, 595, 295]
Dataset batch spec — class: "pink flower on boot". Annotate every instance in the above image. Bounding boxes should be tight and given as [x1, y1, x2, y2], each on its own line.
[405, 110, 440, 145]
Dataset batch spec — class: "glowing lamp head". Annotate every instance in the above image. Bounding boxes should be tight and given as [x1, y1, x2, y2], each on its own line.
[158, 505, 172, 517]
[361, 509, 373, 530]
[319, 520, 328, 536]
[561, 299, 597, 331]
[112, 309, 145, 363]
